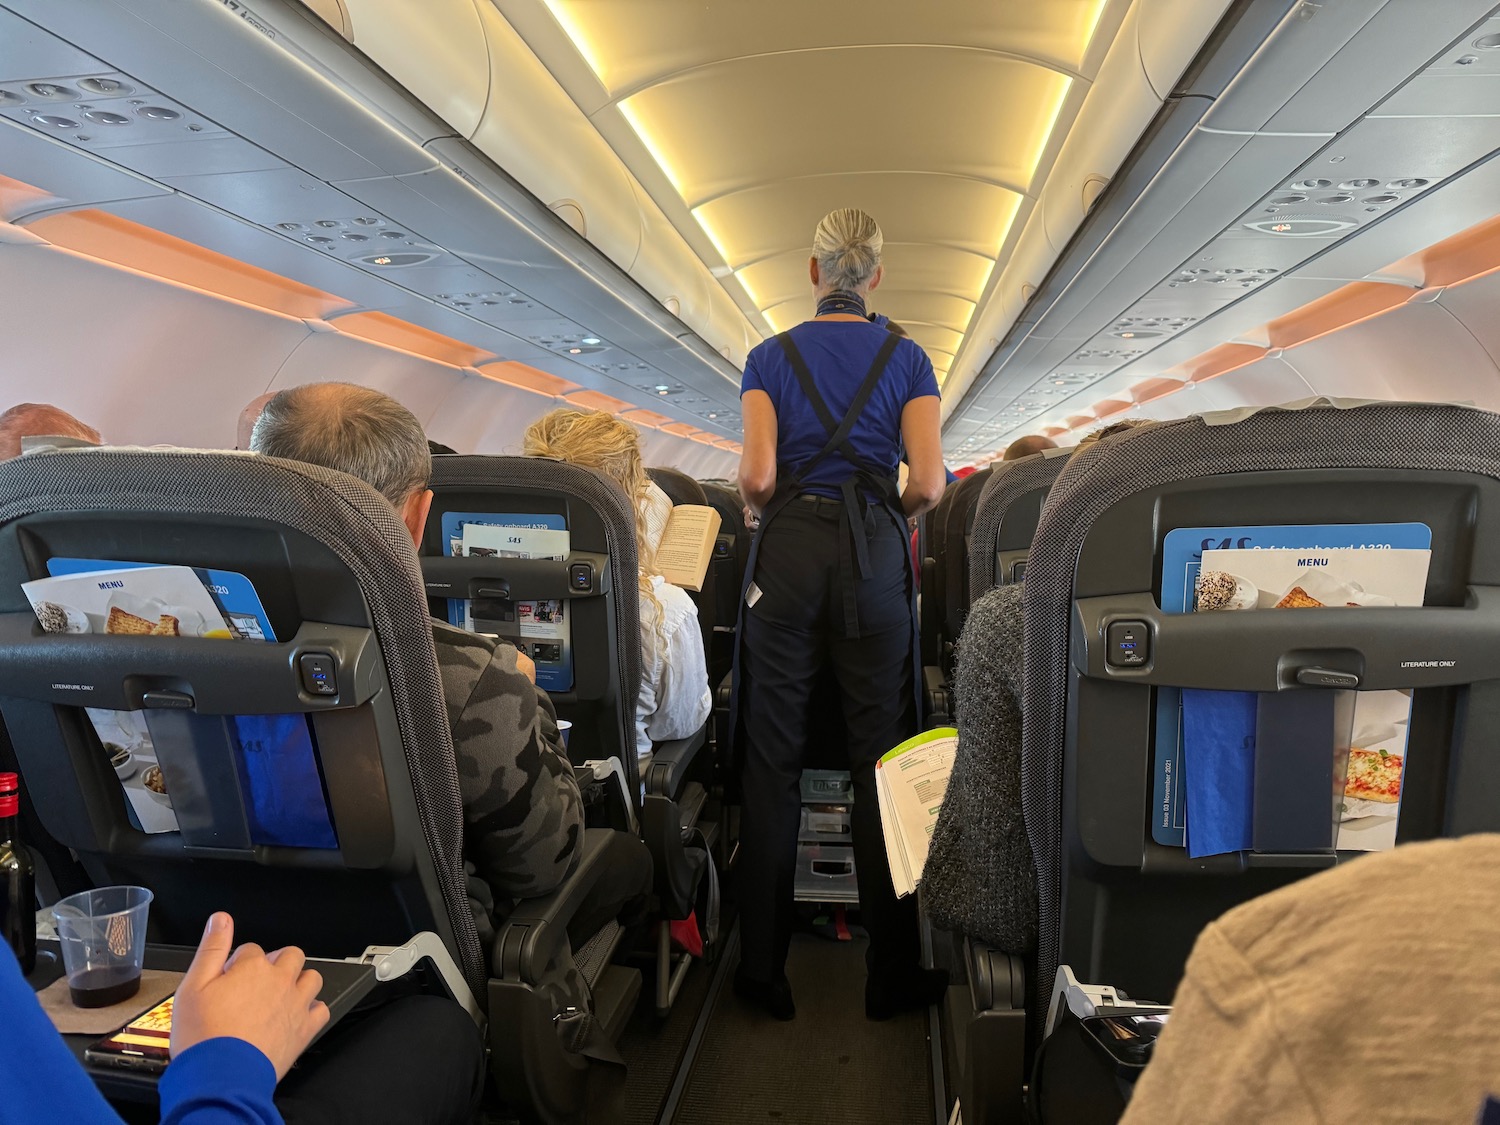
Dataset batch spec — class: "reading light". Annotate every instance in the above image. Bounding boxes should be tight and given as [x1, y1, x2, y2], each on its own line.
[581, 337, 601, 346]
[568, 347, 582, 354]
[373, 255, 392, 265]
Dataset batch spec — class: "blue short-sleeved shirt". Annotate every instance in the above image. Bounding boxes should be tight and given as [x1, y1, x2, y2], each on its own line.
[741, 320, 940, 499]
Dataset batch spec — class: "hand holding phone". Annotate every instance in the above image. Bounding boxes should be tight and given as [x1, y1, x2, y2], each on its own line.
[170, 913, 329, 1081]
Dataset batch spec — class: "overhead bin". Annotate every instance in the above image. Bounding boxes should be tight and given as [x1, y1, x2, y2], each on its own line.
[333, 0, 759, 373]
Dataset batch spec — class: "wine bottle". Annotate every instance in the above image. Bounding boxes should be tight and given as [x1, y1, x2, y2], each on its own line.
[0, 772, 36, 975]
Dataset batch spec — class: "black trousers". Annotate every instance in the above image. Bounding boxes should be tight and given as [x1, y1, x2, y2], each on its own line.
[738, 498, 920, 984]
[275, 994, 487, 1125]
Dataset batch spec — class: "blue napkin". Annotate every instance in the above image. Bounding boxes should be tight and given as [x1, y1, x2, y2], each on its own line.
[1182, 689, 1257, 858]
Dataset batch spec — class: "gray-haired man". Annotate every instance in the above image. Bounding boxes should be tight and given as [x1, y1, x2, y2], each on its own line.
[252, 383, 650, 945]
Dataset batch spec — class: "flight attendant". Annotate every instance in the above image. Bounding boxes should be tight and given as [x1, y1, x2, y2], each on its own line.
[734, 208, 948, 1020]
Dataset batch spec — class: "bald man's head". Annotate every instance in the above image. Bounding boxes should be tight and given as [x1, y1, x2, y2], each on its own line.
[0, 403, 100, 461]
[236, 391, 278, 451]
[1001, 434, 1057, 461]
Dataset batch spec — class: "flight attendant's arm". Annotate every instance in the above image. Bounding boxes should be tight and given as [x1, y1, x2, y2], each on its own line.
[738, 388, 779, 515]
[899, 396, 945, 518]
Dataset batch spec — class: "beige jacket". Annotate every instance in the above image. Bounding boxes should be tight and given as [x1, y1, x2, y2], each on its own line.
[1121, 835, 1500, 1125]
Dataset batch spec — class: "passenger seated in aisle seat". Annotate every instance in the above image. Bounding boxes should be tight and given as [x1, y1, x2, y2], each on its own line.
[1120, 835, 1500, 1125]
[0, 911, 485, 1125]
[1001, 434, 1056, 461]
[251, 384, 650, 944]
[523, 408, 713, 782]
[0, 402, 100, 459]
[922, 419, 1150, 951]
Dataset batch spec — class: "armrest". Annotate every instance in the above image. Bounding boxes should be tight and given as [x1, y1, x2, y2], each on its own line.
[492, 828, 624, 983]
[714, 671, 733, 711]
[646, 723, 708, 799]
[922, 664, 949, 697]
[965, 936, 1025, 1012]
[923, 664, 953, 727]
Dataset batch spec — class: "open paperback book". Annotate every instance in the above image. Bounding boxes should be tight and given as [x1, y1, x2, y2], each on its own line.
[876, 727, 958, 898]
[651, 504, 722, 592]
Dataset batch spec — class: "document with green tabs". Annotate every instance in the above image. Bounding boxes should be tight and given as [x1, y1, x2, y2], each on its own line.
[877, 728, 958, 898]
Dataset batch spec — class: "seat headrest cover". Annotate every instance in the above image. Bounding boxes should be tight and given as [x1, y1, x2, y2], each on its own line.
[1197, 395, 1483, 427]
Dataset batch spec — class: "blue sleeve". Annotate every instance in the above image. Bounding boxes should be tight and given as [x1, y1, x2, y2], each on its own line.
[741, 344, 766, 397]
[905, 343, 940, 402]
[159, 1038, 283, 1125]
[0, 944, 128, 1124]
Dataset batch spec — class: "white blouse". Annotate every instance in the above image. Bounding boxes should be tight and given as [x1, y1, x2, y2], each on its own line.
[635, 482, 712, 777]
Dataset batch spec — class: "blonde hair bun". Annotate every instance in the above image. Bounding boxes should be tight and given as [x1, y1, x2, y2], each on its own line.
[812, 208, 883, 292]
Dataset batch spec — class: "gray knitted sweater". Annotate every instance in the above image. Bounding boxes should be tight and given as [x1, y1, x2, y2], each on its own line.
[922, 583, 1038, 952]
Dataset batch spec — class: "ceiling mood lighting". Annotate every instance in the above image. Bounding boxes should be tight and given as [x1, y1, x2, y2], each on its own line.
[531, 0, 1118, 372]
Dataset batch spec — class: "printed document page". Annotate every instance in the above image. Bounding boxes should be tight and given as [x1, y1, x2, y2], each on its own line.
[876, 728, 958, 897]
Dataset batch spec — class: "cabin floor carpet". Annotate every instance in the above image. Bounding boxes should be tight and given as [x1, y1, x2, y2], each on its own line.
[670, 932, 934, 1124]
[618, 937, 723, 1125]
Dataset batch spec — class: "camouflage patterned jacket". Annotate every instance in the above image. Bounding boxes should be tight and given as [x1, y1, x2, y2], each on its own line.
[431, 621, 584, 945]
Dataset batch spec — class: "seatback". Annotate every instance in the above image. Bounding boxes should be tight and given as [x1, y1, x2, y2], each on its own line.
[967, 449, 1071, 600]
[939, 467, 993, 674]
[695, 481, 748, 688]
[421, 456, 641, 796]
[1021, 403, 1500, 1013]
[920, 481, 960, 668]
[0, 448, 486, 998]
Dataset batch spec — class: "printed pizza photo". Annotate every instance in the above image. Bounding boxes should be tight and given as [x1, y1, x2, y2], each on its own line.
[1344, 747, 1403, 804]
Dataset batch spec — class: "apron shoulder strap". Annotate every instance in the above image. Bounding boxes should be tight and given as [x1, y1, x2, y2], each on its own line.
[775, 330, 903, 480]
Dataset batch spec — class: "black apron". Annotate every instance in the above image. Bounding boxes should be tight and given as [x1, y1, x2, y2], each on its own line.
[728, 329, 922, 763]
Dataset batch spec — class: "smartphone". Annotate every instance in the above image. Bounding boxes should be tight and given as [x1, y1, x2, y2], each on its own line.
[1080, 1010, 1171, 1067]
[84, 995, 175, 1074]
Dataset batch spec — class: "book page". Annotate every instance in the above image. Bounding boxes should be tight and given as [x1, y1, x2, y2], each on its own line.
[876, 771, 915, 898]
[655, 504, 721, 592]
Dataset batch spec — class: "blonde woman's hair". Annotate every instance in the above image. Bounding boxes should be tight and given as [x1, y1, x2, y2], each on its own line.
[523, 408, 664, 633]
[811, 207, 883, 293]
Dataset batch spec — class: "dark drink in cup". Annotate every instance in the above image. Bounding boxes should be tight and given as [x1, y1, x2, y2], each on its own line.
[68, 965, 141, 1008]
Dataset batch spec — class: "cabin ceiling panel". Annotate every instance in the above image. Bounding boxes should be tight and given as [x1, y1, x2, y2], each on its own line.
[0, 118, 169, 219]
[620, 50, 1069, 204]
[542, 0, 1108, 95]
[691, 173, 1023, 268]
[494, 0, 1137, 426]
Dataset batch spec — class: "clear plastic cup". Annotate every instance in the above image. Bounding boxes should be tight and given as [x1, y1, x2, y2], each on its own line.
[556, 719, 572, 749]
[51, 886, 153, 1008]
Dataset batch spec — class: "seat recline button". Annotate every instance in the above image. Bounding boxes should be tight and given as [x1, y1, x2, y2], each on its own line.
[299, 652, 338, 696]
[1106, 621, 1150, 667]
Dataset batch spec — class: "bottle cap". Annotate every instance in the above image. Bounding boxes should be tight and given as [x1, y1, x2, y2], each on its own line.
[0, 772, 16, 817]
[0, 772, 16, 792]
